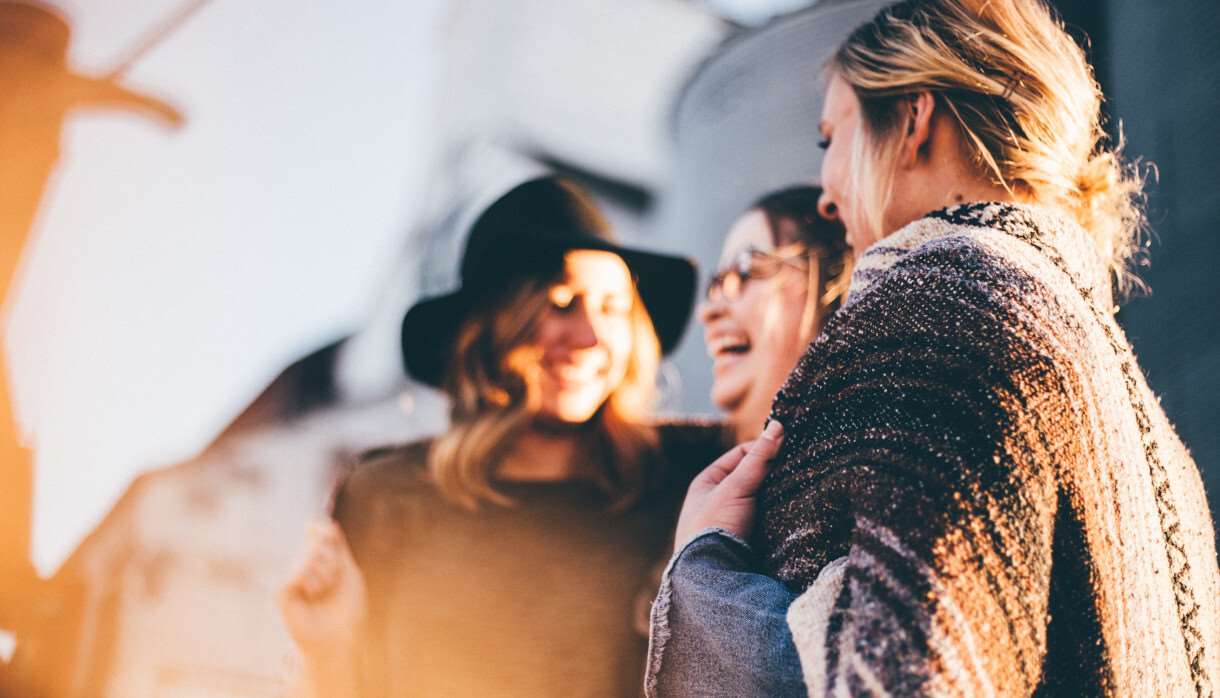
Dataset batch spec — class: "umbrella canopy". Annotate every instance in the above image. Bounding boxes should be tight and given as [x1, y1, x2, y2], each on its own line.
[8, 0, 727, 577]
[8, 0, 446, 574]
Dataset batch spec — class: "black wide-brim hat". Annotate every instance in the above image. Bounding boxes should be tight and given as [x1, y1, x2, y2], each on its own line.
[402, 176, 697, 387]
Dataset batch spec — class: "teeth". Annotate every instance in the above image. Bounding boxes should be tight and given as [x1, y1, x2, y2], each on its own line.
[552, 365, 601, 382]
[708, 335, 751, 356]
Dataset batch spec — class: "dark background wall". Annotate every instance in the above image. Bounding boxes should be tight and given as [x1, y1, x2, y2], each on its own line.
[1058, 0, 1220, 538]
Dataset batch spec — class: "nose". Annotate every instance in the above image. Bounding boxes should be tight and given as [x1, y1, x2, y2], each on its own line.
[564, 304, 600, 350]
[817, 190, 839, 223]
[697, 292, 728, 326]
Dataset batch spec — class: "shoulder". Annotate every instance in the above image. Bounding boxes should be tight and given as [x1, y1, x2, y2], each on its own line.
[856, 228, 1027, 309]
[336, 439, 435, 507]
[834, 229, 1073, 366]
[848, 202, 1101, 321]
[331, 439, 444, 557]
[774, 207, 1087, 427]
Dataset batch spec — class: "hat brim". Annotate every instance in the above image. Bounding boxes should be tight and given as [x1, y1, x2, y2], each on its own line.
[400, 290, 474, 388]
[401, 241, 696, 387]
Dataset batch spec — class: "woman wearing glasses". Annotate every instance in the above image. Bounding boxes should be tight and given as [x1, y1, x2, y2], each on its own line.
[635, 186, 849, 696]
[700, 186, 850, 443]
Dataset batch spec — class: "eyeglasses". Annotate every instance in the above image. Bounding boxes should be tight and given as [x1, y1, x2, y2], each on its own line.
[705, 246, 810, 302]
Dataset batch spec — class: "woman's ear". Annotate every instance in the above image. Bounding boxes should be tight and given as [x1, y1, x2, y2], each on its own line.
[899, 91, 937, 168]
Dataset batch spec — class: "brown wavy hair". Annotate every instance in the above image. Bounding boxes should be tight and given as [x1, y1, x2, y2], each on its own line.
[427, 268, 661, 511]
[830, 0, 1148, 296]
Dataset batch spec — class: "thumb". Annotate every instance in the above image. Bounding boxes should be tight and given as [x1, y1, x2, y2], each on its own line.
[692, 440, 755, 491]
[721, 420, 783, 496]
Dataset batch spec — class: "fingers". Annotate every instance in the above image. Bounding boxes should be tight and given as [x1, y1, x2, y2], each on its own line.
[673, 422, 785, 550]
[693, 440, 755, 489]
[300, 547, 337, 599]
[721, 420, 784, 495]
[282, 520, 351, 603]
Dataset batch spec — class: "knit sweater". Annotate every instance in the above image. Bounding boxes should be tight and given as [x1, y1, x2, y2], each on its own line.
[760, 203, 1220, 697]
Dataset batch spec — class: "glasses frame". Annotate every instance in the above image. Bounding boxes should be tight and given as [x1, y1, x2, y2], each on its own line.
[705, 245, 810, 303]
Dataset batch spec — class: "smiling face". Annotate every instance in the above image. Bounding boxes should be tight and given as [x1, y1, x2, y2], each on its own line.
[525, 249, 636, 425]
[817, 73, 882, 258]
[699, 210, 815, 441]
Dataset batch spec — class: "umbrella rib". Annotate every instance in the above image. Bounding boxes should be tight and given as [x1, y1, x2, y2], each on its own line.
[104, 0, 216, 78]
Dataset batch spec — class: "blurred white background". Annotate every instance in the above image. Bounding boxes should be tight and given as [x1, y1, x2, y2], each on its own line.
[8, 0, 448, 574]
[7, 0, 732, 578]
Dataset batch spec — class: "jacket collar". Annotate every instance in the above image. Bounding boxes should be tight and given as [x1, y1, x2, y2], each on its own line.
[844, 202, 1113, 313]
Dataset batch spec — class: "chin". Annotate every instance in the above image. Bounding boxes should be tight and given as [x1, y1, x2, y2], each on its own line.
[710, 394, 745, 423]
[545, 395, 609, 425]
[710, 375, 749, 409]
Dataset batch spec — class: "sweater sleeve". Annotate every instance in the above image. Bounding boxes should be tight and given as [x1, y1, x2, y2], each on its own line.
[763, 242, 1065, 696]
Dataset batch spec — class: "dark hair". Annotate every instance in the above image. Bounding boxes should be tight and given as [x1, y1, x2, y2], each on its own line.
[747, 185, 852, 334]
[752, 185, 849, 254]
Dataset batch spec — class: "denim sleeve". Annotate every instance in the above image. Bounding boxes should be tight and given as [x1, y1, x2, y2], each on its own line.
[645, 528, 805, 697]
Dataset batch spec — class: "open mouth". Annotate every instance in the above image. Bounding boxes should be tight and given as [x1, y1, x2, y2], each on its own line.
[708, 334, 751, 359]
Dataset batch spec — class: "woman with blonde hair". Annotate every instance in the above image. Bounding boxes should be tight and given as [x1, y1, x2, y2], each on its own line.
[650, 1, 1220, 696]
[279, 176, 727, 697]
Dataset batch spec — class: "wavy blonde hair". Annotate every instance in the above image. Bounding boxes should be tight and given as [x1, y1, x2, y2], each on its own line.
[427, 271, 661, 511]
[831, 0, 1147, 295]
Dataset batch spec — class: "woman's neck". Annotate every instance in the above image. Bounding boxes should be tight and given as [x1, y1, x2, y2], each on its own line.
[943, 180, 1020, 208]
[888, 110, 1023, 236]
[496, 427, 585, 482]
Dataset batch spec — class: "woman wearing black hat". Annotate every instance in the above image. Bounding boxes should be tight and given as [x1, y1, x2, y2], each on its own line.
[278, 176, 727, 697]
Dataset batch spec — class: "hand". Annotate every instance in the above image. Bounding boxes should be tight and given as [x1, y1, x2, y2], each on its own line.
[673, 420, 784, 553]
[278, 520, 368, 664]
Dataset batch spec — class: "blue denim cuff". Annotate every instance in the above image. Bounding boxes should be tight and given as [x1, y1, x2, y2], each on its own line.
[645, 528, 803, 697]
[670, 527, 754, 571]
[646, 528, 744, 696]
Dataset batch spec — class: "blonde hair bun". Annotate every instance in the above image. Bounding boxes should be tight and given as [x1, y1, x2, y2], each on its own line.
[832, 0, 1147, 295]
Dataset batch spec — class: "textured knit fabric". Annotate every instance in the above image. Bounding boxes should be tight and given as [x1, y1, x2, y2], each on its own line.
[760, 203, 1220, 697]
[334, 421, 728, 698]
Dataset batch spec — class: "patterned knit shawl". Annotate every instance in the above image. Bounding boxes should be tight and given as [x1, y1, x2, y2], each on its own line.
[760, 203, 1220, 697]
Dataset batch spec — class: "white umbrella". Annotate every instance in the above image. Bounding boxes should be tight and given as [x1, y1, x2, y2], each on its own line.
[11, 0, 725, 579]
[8, 0, 447, 575]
